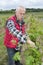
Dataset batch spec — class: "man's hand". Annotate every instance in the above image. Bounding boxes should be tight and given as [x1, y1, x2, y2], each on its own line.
[27, 38, 36, 48]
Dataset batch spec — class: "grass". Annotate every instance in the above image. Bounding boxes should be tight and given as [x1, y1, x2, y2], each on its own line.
[0, 12, 43, 65]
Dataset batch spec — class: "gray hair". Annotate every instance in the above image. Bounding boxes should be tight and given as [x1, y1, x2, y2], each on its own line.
[16, 6, 26, 12]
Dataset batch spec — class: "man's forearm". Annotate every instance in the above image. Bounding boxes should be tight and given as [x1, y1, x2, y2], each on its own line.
[27, 38, 36, 48]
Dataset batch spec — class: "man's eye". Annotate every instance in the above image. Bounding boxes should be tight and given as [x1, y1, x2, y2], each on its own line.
[20, 13, 22, 15]
[20, 13, 25, 15]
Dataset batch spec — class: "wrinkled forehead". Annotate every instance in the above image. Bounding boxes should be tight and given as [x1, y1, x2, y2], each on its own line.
[19, 9, 26, 14]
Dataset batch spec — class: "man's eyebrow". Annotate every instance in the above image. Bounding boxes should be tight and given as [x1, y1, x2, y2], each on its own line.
[20, 12, 25, 14]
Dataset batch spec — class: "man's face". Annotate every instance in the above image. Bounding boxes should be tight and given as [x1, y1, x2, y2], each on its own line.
[16, 9, 25, 21]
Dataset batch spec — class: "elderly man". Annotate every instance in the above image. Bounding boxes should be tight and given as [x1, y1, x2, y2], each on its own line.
[4, 6, 35, 65]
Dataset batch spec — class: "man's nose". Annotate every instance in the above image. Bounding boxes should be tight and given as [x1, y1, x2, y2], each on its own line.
[22, 14, 24, 17]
